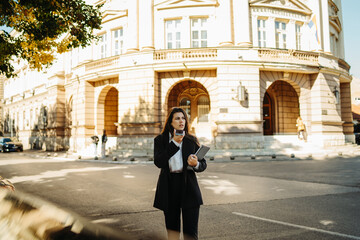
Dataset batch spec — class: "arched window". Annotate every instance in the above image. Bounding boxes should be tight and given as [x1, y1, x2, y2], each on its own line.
[197, 96, 210, 122]
[180, 97, 191, 120]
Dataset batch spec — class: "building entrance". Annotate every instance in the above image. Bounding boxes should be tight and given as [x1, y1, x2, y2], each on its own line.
[167, 80, 210, 138]
[264, 80, 300, 135]
[263, 92, 273, 135]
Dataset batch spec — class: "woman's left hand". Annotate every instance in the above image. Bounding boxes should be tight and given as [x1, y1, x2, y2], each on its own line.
[187, 154, 198, 167]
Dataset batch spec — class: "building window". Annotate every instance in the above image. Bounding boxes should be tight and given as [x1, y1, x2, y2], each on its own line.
[99, 33, 107, 58]
[112, 29, 123, 56]
[257, 19, 266, 47]
[180, 97, 191, 119]
[330, 34, 338, 56]
[197, 96, 210, 122]
[295, 24, 301, 50]
[191, 18, 207, 48]
[166, 19, 181, 49]
[23, 111, 25, 130]
[275, 21, 287, 49]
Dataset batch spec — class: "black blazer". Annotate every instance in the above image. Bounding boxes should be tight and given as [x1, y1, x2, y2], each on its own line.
[153, 132, 207, 212]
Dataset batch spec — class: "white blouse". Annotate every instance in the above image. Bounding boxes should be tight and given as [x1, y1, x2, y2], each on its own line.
[169, 134, 183, 173]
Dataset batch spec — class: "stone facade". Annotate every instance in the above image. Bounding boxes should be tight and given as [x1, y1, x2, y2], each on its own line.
[0, 0, 354, 154]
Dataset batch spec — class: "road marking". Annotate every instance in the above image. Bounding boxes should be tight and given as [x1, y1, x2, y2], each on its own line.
[233, 212, 360, 240]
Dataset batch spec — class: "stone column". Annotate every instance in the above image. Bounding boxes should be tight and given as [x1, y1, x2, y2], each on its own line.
[139, 0, 154, 51]
[310, 72, 344, 146]
[267, 17, 276, 48]
[340, 81, 355, 143]
[218, 0, 233, 46]
[287, 20, 296, 49]
[70, 79, 96, 154]
[320, 0, 331, 53]
[251, 15, 258, 47]
[182, 16, 191, 48]
[126, 0, 139, 53]
[234, 0, 252, 47]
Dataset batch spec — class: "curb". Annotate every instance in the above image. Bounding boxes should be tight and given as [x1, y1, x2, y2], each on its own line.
[19, 150, 360, 164]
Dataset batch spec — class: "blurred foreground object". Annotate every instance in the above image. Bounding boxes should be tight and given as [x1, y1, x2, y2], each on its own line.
[0, 175, 15, 192]
[0, 190, 133, 240]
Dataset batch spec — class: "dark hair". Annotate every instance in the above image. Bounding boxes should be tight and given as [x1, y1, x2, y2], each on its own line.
[161, 107, 190, 136]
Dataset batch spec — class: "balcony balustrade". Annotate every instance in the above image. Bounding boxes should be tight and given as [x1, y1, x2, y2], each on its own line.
[153, 48, 217, 61]
[85, 55, 120, 71]
[258, 49, 319, 66]
[80, 48, 351, 76]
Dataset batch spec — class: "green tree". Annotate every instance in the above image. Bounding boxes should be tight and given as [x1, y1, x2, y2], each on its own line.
[0, 0, 102, 78]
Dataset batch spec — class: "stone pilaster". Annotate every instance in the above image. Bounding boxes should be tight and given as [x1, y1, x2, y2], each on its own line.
[234, 0, 252, 47]
[139, 0, 154, 51]
[125, 0, 139, 53]
[218, 0, 233, 46]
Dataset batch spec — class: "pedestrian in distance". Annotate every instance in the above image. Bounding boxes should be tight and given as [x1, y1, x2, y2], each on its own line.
[153, 107, 207, 240]
[101, 129, 107, 158]
[91, 135, 99, 158]
[296, 116, 307, 142]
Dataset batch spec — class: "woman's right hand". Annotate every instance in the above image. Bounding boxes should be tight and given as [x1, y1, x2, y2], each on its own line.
[172, 129, 184, 144]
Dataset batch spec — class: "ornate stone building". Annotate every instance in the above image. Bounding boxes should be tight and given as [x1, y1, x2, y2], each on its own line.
[0, 0, 354, 155]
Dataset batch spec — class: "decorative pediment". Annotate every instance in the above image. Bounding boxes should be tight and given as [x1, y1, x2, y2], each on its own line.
[250, 0, 312, 15]
[102, 10, 128, 23]
[330, 15, 342, 33]
[155, 0, 219, 11]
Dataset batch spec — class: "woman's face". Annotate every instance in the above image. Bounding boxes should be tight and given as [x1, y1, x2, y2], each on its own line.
[171, 112, 186, 130]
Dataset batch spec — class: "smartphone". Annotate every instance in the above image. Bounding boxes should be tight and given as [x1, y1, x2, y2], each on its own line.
[175, 129, 185, 136]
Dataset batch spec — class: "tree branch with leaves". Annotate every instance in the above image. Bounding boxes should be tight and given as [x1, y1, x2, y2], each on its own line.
[0, 0, 102, 78]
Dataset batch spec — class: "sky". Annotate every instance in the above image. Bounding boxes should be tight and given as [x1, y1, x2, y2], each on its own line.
[342, 0, 360, 78]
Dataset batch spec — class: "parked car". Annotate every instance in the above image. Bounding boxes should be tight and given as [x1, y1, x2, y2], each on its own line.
[0, 138, 23, 152]
[355, 133, 360, 145]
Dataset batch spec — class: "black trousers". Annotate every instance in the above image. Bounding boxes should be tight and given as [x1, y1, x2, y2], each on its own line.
[164, 173, 200, 240]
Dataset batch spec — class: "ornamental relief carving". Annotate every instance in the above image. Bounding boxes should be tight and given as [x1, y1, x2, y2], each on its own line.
[251, 7, 308, 22]
[155, 0, 219, 11]
[250, 0, 311, 16]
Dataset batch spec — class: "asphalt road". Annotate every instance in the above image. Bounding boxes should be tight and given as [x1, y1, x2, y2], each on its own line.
[1, 152, 360, 239]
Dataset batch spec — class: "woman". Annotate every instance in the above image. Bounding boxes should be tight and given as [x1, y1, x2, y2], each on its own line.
[153, 107, 207, 240]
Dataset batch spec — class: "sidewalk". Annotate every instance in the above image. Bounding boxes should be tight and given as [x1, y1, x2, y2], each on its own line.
[20, 143, 360, 163]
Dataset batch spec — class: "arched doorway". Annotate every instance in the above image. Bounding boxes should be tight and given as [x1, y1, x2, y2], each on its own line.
[263, 92, 273, 135]
[263, 80, 299, 135]
[104, 87, 118, 135]
[167, 80, 210, 137]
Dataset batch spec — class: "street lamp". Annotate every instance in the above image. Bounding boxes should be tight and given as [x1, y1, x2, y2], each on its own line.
[333, 86, 340, 104]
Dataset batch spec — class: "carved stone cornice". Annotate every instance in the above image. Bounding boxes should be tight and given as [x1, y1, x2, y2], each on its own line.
[250, 0, 312, 16]
[155, 0, 219, 11]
